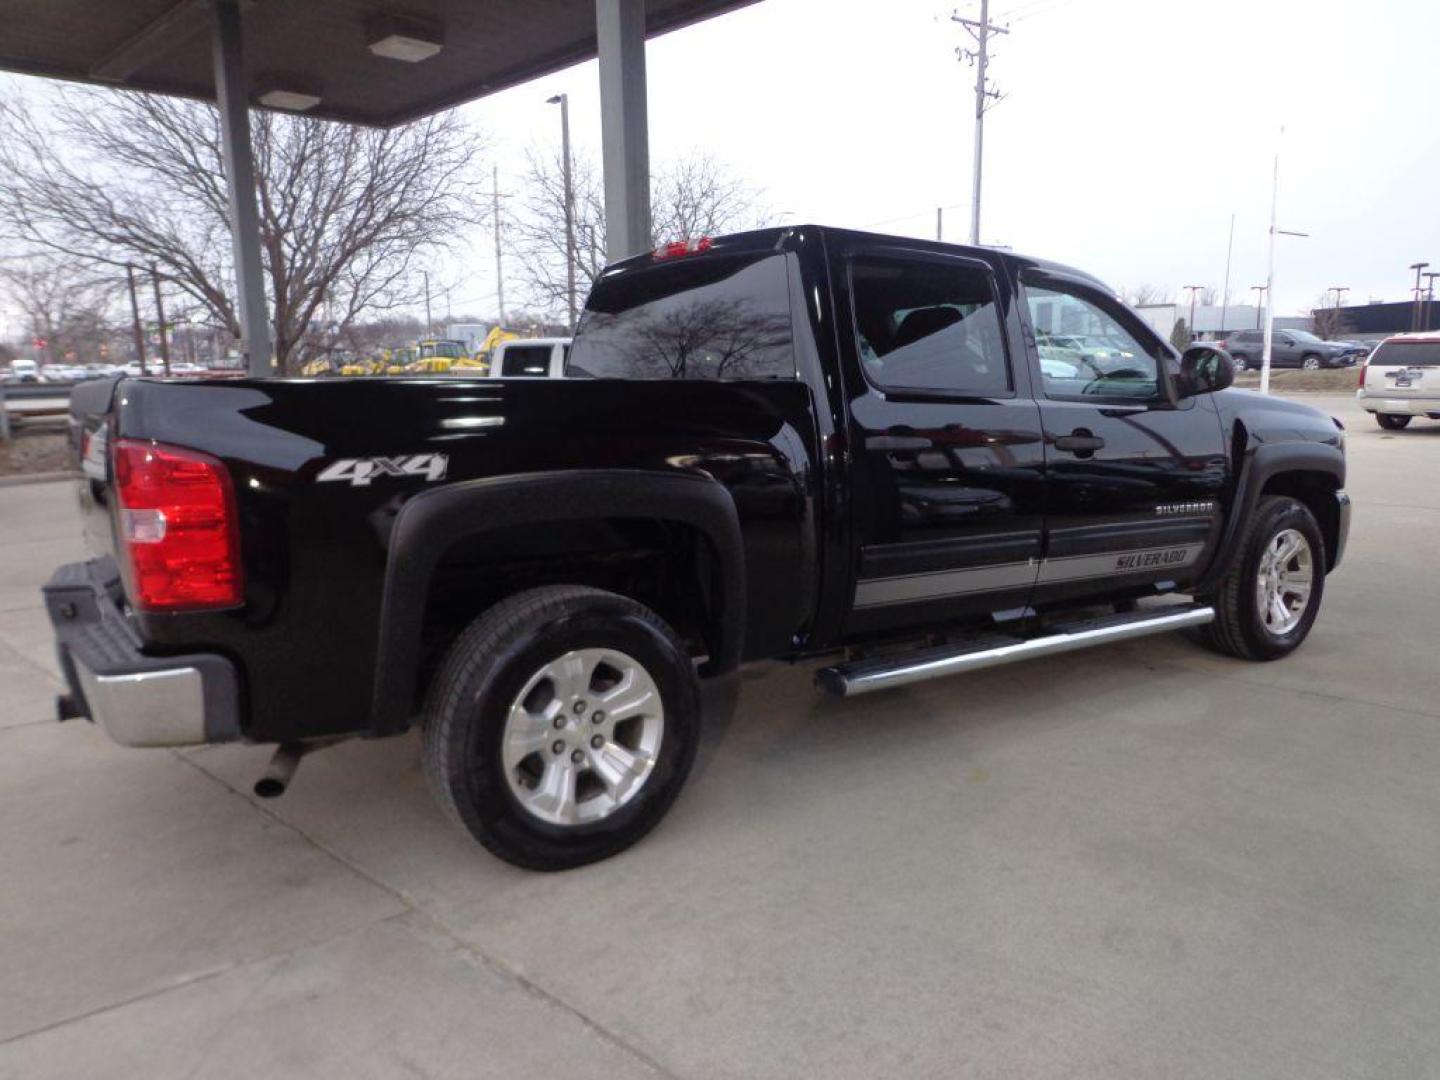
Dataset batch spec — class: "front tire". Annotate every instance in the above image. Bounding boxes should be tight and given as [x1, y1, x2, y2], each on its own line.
[1377, 413, 1412, 430]
[423, 585, 701, 871]
[1301, 354, 1322, 371]
[1197, 495, 1325, 661]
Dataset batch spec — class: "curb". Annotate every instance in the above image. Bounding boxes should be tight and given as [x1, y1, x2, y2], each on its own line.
[0, 471, 79, 488]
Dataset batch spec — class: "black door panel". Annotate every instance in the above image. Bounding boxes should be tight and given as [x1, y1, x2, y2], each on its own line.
[1020, 274, 1229, 605]
[838, 246, 1045, 633]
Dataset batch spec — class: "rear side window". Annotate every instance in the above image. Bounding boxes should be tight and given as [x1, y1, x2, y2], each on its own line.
[567, 252, 795, 379]
[849, 255, 1010, 394]
[501, 345, 553, 377]
[1370, 341, 1440, 366]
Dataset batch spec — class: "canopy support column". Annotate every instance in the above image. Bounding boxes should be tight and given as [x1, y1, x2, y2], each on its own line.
[211, 0, 272, 375]
[596, 0, 651, 263]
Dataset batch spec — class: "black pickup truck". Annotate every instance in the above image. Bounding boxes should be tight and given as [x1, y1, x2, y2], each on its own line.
[47, 226, 1349, 869]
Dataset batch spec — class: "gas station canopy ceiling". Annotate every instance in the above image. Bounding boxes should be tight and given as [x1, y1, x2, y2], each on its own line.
[0, 0, 759, 126]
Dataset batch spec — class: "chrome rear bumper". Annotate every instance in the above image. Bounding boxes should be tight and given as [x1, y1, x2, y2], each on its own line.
[43, 559, 240, 747]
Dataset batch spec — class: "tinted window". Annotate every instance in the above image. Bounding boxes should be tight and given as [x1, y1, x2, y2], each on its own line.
[567, 253, 795, 379]
[1370, 341, 1440, 367]
[850, 256, 1010, 394]
[501, 345, 553, 377]
[1026, 282, 1163, 401]
[1236, 331, 1263, 343]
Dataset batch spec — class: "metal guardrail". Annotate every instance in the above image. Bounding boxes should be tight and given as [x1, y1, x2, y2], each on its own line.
[1, 380, 73, 442]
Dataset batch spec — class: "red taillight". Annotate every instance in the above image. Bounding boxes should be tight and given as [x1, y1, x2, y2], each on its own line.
[112, 439, 243, 611]
[1357, 362, 1367, 390]
[652, 236, 713, 260]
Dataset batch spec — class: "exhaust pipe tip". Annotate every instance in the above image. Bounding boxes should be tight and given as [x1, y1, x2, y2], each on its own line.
[253, 775, 287, 799]
[254, 743, 304, 799]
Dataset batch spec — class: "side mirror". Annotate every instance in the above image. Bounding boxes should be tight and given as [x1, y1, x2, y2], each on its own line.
[1177, 344, 1235, 397]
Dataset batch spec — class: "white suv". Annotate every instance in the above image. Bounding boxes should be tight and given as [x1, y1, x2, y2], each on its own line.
[1356, 333, 1440, 429]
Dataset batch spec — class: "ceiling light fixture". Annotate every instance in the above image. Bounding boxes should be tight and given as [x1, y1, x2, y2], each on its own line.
[257, 89, 323, 112]
[367, 15, 444, 63]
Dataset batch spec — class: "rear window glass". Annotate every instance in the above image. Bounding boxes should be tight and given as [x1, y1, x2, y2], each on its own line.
[501, 345, 553, 377]
[1370, 341, 1440, 366]
[567, 252, 795, 379]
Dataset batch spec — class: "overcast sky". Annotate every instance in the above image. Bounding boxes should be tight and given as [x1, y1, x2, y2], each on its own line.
[3, 0, 1437, 333]
[459, 0, 1439, 318]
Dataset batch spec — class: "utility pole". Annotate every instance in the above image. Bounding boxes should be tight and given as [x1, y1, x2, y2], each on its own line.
[1408, 262, 1428, 331]
[1183, 284, 1204, 343]
[1423, 271, 1440, 333]
[492, 164, 507, 326]
[936, 206, 943, 242]
[126, 266, 148, 376]
[1250, 284, 1267, 329]
[423, 270, 433, 337]
[150, 265, 171, 376]
[953, 2, 1008, 246]
[547, 93, 578, 333]
[1219, 212, 1234, 338]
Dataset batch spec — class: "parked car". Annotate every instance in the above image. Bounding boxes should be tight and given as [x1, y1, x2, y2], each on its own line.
[46, 225, 1350, 870]
[1356, 332, 1440, 429]
[1219, 329, 1363, 371]
[4, 358, 39, 383]
[487, 337, 570, 378]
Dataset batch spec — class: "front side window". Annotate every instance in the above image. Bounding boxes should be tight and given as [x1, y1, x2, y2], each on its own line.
[1026, 282, 1163, 401]
[849, 255, 1010, 395]
[567, 252, 795, 379]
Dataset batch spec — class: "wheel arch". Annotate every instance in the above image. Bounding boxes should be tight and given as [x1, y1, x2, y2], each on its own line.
[1196, 440, 1346, 592]
[370, 470, 746, 735]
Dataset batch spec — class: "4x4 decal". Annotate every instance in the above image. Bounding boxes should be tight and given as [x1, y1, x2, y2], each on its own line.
[317, 454, 449, 487]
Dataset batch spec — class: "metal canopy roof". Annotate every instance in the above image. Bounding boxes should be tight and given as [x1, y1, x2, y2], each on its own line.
[0, 0, 758, 127]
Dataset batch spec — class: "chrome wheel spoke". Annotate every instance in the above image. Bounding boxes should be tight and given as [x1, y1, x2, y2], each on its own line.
[502, 709, 554, 766]
[532, 759, 579, 822]
[590, 741, 652, 797]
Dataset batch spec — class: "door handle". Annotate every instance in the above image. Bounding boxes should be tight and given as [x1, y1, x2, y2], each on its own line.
[1054, 430, 1105, 454]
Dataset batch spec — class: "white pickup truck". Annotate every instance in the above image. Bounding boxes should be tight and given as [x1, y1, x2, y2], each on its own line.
[487, 337, 570, 379]
[1357, 333, 1440, 429]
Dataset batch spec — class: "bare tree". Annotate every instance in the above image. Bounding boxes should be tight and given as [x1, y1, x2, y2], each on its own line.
[1198, 285, 1220, 306]
[1123, 283, 1172, 307]
[1312, 293, 1354, 341]
[0, 88, 487, 372]
[508, 149, 765, 315]
[0, 256, 119, 365]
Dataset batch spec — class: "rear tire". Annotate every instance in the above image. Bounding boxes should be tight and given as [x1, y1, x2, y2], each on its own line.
[1377, 413, 1412, 430]
[423, 585, 701, 871]
[1196, 495, 1325, 662]
[1301, 354, 1322, 371]
[1231, 353, 1250, 372]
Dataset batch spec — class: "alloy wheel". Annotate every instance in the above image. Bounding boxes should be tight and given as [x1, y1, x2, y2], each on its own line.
[1255, 527, 1314, 636]
[501, 647, 664, 827]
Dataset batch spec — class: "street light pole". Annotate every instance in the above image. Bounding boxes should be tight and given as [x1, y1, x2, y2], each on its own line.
[1326, 286, 1349, 339]
[1423, 272, 1440, 333]
[1260, 130, 1308, 395]
[1250, 284, 1267, 330]
[547, 93, 578, 334]
[1409, 262, 1429, 331]
[1183, 284, 1204, 343]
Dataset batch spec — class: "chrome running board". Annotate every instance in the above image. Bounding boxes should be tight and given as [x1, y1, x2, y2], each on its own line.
[815, 603, 1214, 698]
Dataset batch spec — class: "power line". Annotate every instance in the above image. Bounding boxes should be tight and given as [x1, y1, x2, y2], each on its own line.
[953, 1, 1010, 245]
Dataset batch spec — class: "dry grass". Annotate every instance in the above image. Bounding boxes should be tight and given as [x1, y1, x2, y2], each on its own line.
[1232, 367, 1358, 393]
[0, 428, 72, 477]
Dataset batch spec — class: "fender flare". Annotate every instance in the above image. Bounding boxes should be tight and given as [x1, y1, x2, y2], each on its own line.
[369, 469, 746, 735]
[1195, 439, 1344, 593]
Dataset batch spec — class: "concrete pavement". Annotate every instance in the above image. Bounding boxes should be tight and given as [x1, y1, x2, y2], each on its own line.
[3, 394, 1439, 1079]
